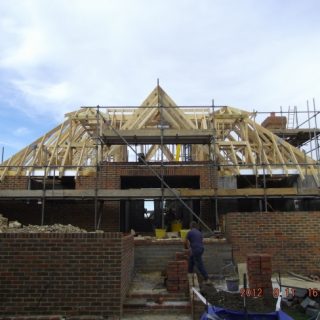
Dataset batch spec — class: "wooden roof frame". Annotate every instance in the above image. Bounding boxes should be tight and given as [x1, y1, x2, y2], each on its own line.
[1, 85, 319, 186]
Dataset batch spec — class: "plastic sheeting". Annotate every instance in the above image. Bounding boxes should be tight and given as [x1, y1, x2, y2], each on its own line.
[200, 305, 293, 320]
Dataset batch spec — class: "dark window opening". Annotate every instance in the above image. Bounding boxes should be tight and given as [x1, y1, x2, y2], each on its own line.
[30, 176, 75, 190]
[120, 175, 200, 233]
[237, 175, 298, 189]
[120, 198, 200, 233]
[121, 175, 200, 189]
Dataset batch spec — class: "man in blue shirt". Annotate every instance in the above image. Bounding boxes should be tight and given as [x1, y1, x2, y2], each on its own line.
[185, 221, 210, 283]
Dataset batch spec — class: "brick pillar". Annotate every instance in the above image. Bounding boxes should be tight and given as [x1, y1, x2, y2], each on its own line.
[247, 253, 273, 297]
[166, 250, 189, 293]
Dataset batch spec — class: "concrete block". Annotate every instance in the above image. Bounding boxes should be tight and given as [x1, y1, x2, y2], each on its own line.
[306, 307, 320, 318]
[295, 288, 308, 298]
[301, 297, 315, 309]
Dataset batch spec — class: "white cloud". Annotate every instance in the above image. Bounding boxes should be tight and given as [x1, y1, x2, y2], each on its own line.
[11, 79, 72, 103]
[0, 0, 320, 119]
[0, 0, 320, 159]
[13, 127, 31, 137]
[1, 28, 47, 68]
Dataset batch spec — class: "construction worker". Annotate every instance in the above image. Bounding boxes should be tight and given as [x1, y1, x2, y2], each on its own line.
[164, 208, 176, 231]
[184, 221, 210, 284]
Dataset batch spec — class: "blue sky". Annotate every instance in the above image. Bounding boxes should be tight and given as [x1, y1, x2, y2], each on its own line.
[1, 0, 320, 160]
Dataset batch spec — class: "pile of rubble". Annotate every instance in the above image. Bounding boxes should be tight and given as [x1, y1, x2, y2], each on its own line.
[0, 214, 87, 233]
[279, 272, 320, 318]
[282, 287, 320, 318]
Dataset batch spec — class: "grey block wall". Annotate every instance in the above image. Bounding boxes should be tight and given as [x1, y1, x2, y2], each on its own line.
[134, 239, 232, 274]
[218, 176, 237, 189]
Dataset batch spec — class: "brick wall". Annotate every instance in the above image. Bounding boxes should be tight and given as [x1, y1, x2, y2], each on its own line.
[0, 176, 28, 189]
[76, 162, 217, 228]
[0, 163, 218, 231]
[226, 211, 320, 274]
[247, 254, 273, 297]
[76, 162, 217, 190]
[0, 233, 134, 318]
[134, 238, 232, 274]
[121, 234, 135, 304]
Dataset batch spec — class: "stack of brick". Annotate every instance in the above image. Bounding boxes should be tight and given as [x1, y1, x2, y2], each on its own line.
[166, 250, 189, 293]
[247, 253, 273, 297]
[175, 250, 189, 261]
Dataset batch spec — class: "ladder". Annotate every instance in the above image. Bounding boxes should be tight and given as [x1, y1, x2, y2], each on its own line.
[287, 106, 297, 129]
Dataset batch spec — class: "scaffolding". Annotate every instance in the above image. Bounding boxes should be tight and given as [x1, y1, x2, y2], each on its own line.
[0, 85, 319, 230]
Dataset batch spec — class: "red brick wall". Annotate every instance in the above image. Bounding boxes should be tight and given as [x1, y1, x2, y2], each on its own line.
[200, 199, 213, 226]
[0, 176, 28, 189]
[76, 162, 217, 189]
[0, 163, 217, 231]
[121, 234, 135, 304]
[103, 201, 120, 231]
[247, 254, 273, 297]
[76, 162, 217, 228]
[226, 211, 320, 274]
[0, 233, 134, 318]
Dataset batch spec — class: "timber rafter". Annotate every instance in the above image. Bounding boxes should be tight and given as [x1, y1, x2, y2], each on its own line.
[0, 86, 319, 186]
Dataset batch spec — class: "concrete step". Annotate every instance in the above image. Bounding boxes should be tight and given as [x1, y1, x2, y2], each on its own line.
[123, 272, 192, 316]
[123, 297, 191, 314]
[127, 290, 188, 301]
[121, 313, 193, 320]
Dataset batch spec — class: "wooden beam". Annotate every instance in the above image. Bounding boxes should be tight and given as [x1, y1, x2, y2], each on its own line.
[0, 187, 317, 200]
[101, 129, 213, 145]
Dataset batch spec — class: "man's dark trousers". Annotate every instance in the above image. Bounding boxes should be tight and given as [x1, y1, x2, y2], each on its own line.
[188, 247, 208, 280]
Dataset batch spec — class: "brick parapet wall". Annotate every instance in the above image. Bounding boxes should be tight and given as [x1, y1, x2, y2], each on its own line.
[226, 211, 320, 274]
[0, 233, 134, 318]
[121, 234, 134, 305]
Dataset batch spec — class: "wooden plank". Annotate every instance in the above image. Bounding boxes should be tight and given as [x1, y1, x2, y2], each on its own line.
[0, 187, 318, 199]
[16, 146, 31, 175]
[162, 145, 174, 161]
[277, 276, 320, 290]
[0, 157, 13, 181]
[288, 144, 304, 179]
[103, 128, 213, 137]
[161, 108, 180, 128]
[46, 122, 65, 176]
[101, 129, 213, 145]
[288, 272, 314, 282]
[145, 144, 158, 161]
[269, 134, 288, 175]
[230, 142, 240, 174]
[75, 141, 87, 178]
[217, 141, 248, 146]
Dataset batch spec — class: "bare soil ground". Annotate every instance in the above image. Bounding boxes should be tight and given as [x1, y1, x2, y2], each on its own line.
[201, 284, 276, 313]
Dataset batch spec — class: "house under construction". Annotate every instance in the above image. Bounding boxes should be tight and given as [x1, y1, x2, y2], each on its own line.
[0, 85, 319, 232]
[0, 85, 320, 318]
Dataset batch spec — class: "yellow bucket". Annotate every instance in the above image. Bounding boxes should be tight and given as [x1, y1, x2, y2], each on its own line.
[171, 221, 182, 232]
[155, 228, 166, 239]
[180, 229, 190, 240]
